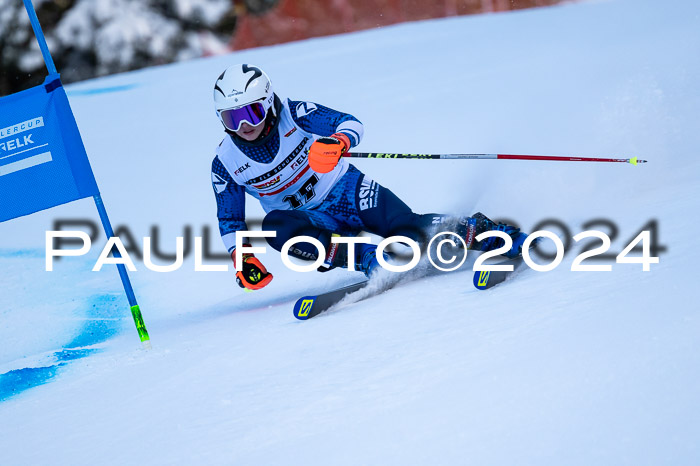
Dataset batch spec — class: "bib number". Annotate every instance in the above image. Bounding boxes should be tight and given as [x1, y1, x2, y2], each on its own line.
[283, 174, 319, 209]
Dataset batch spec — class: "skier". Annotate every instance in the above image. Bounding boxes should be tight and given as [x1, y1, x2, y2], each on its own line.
[211, 64, 527, 291]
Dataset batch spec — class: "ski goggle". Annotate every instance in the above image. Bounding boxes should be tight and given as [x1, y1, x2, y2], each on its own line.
[218, 102, 268, 132]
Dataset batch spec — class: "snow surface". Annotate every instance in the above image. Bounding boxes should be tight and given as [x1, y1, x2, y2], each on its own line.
[1, 0, 700, 464]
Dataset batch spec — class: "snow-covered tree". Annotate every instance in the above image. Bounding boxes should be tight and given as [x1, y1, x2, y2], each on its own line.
[0, 0, 238, 95]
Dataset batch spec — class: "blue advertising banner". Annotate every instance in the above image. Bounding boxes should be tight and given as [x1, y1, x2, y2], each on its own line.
[0, 73, 99, 223]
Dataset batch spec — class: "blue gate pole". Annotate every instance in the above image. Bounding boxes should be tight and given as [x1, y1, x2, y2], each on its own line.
[23, 0, 151, 348]
[94, 195, 151, 348]
[22, 0, 57, 75]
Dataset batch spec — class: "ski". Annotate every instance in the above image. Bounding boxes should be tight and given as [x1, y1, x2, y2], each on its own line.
[292, 266, 415, 320]
[293, 255, 525, 320]
[293, 280, 369, 320]
[473, 257, 525, 290]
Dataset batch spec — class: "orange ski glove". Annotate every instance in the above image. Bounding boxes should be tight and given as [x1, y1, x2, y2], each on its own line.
[308, 132, 351, 174]
[231, 246, 273, 291]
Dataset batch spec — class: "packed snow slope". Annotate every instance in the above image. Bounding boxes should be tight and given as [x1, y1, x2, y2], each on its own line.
[1, 0, 700, 464]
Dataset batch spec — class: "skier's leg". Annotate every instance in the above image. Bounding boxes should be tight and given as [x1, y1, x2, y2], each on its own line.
[349, 169, 526, 258]
[262, 209, 353, 262]
[266, 166, 525, 277]
[262, 208, 380, 276]
[310, 165, 441, 276]
[353, 174, 441, 245]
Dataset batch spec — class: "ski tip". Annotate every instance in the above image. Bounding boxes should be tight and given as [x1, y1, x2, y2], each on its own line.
[293, 296, 316, 320]
[473, 270, 491, 290]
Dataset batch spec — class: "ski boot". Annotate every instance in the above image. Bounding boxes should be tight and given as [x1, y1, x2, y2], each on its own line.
[354, 243, 385, 278]
[461, 212, 527, 259]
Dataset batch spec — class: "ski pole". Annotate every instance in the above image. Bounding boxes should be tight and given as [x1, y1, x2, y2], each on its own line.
[343, 152, 647, 165]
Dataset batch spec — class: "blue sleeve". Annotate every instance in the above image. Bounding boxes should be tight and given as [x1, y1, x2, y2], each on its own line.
[288, 99, 364, 147]
[212, 156, 247, 253]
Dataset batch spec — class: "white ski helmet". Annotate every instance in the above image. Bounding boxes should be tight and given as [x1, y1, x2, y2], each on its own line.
[213, 64, 275, 132]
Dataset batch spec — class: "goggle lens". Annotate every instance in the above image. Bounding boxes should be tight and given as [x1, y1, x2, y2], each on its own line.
[219, 102, 267, 132]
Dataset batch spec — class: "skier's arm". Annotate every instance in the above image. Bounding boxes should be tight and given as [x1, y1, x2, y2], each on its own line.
[289, 99, 364, 147]
[212, 156, 247, 254]
[289, 100, 363, 173]
[212, 157, 273, 291]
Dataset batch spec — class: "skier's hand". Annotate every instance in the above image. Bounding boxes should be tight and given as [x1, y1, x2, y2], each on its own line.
[232, 247, 273, 291]
[308, 133, 350, 173]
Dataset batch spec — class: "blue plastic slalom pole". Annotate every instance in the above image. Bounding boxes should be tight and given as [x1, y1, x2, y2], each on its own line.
[93, 195, 151, 349]
[22, 0, 57, 75]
